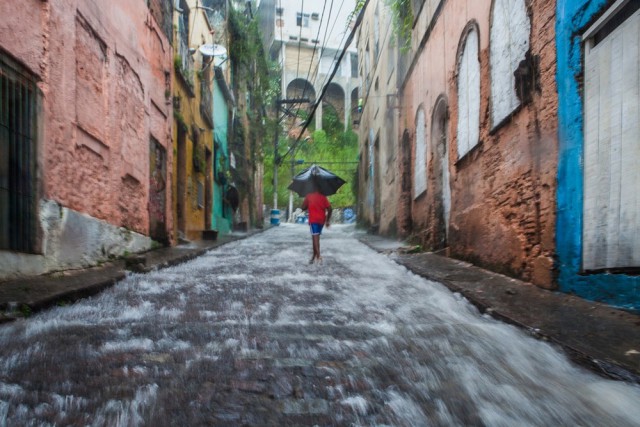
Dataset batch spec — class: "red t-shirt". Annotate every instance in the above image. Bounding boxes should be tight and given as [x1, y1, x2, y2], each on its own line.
[302, 192, 331, 224]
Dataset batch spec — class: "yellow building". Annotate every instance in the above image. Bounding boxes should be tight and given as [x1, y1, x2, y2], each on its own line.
[172, 0, 216, 241]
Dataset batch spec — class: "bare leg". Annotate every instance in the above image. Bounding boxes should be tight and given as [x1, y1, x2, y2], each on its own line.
[312, 235, 320, 261]
[309, 236, 316, 263]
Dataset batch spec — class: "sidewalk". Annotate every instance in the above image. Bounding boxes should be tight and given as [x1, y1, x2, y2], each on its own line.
[0, 229, 263, 323]
[358, 234, 640, 384]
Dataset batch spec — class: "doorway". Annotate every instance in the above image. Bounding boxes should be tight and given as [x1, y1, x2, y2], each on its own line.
[399, 130, 413, 236]
[148, 138, 167, 243]
[176, 126, 187, 237]
[431, 97, 450, 250]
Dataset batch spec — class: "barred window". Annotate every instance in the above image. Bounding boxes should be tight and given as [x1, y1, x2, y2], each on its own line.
[0, 55, 38, 252]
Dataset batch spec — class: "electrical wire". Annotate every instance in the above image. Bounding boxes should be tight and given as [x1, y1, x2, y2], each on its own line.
[358, 1, 396, 112]
[280, 0, 370, 164]
[299, 0, 331, 103]
[315, 0, 349, 91]
[287, 0, 333, 137]
[286, 0, 342, 138]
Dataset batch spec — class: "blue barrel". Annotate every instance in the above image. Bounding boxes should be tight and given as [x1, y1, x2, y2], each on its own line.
[270, 209, 280, 226]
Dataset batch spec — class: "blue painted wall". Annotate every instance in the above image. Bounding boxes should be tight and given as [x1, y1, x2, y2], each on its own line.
[556, 0, 640, 311]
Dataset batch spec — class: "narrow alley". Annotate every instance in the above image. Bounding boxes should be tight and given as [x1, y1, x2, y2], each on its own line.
[1, 225, 639, 426]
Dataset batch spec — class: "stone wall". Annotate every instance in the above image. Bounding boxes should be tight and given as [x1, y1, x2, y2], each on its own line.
[399, 0, 558, 288]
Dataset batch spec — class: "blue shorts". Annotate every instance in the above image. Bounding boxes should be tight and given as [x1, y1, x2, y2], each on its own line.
[309, 223, 324, 235]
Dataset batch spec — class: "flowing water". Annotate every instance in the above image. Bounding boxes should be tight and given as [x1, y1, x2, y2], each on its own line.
[0, 224, 639, 426]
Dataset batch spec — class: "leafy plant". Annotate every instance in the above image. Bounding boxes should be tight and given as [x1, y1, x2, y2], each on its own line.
[193, 143, 206, 173]
[264, 106, 359, 209]
[386, 0, 414, 52]
[173, 110, 188, 132]
[19, 304, 32, 317]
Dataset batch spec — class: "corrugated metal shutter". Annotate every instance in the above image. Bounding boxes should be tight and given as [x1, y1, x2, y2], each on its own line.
[583, 8, 640, 270]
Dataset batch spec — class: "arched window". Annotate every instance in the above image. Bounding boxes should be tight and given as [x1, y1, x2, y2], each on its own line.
[414, 108, 427, 198]
[490, 0, 530, 127]
[457, 26, 480, 158]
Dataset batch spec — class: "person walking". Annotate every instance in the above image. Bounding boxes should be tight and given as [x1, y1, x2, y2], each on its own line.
[301, 186, 332, 264]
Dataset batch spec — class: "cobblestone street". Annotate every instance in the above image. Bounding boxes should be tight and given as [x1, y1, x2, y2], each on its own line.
[1, 224, 639, 426]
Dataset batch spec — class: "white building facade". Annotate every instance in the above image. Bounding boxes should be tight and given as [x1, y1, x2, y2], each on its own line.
[258, 0, 360, 130]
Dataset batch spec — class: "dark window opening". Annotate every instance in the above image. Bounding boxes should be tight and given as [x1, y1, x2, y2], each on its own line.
[351, 53, 358, 77]
[0, 55, 38, 253]
[296, 12, 310, 27]
[593, 1, 639, 46]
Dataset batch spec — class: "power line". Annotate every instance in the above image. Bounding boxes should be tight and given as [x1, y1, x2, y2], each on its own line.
[281, 0, 370, 164]
[285, 0, 332, 137]
[358, 1, 395, 112]
[316, 0, 349, 92]
[286, 0, 346, 138]
[299, 0, 331, 105]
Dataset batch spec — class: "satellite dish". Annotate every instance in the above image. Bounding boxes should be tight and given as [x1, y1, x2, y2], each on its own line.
[198, 44, 227, 58]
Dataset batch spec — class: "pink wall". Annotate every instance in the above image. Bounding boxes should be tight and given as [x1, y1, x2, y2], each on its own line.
[400, 0, 558, 287]
[0, 0, 173, 237]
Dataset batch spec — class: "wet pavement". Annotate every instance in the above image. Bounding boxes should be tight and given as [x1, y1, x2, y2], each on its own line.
[0, 224, 640, 426]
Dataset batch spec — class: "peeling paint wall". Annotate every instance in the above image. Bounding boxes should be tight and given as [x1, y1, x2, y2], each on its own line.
[399, 0, 558, 288]
[356, 0, 400, 234]
[556, 0, 640, 311]
[489, 0, 530, 128]
[0, 0, 173, 280]
[171, 1, 215, 242]
[456, 27, 480, 158]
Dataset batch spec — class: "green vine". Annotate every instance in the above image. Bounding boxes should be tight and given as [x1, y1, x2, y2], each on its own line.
[348, 0, 367, 24]
[387, 0, 413, 52]
[173, 110, 188, 132]
[193, 142, 206, 174]
[348, 1, 413, 51]
[174, 54, 194, 93]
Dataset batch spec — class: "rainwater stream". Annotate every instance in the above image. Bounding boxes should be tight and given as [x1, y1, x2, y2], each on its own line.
[1, 224, 639, 426]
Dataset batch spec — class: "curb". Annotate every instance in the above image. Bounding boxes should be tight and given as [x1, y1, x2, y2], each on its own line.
[1, 228, 266, 322]
[420, 269, 640, 384]
[358, 236, 640, 384]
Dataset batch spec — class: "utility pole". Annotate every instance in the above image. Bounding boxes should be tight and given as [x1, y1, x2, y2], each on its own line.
[273, 116, 279, 210]
[273, 98, 310, 214]
[288, 144, 307, 222]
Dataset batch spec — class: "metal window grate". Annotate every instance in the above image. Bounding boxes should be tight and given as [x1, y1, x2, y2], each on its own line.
[0, 56, 37, 252]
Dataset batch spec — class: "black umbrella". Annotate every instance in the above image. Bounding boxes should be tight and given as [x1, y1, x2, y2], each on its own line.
[288, 164, 346, 197]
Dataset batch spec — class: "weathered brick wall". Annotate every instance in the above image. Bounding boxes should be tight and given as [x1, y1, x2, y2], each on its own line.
[449, 0, 557, 287]
[0, 0, 173, 276]
[400, 0, 558, 288]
